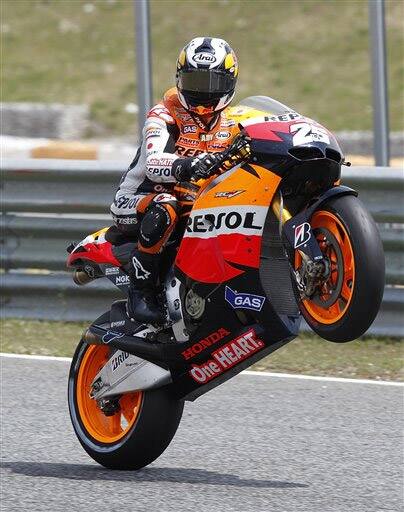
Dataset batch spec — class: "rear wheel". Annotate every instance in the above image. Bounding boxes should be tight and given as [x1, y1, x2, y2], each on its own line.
[296, 195, 385, 342]
[68, 341, 184, 470]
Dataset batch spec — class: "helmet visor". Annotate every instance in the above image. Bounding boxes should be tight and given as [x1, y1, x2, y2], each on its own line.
[178, 69, 236, 95]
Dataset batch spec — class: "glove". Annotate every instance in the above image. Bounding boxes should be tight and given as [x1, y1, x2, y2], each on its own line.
[172, 153, 221, 182]
[230, 132, 252, 159]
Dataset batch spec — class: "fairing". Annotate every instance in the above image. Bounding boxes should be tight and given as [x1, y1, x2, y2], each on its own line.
[175, 164, 281, 285]
[67, 98, 353, 401]
[67, 228, 121, 268]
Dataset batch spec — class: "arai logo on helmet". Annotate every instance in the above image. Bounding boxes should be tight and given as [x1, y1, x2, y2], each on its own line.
[215, 130, 231, 140]
[193, 52, 216, 64]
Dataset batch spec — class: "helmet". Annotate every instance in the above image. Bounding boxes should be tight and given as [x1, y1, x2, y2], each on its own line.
[176, 37, 238, 116]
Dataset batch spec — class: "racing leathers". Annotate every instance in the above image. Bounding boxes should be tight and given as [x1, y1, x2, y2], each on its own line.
[110, 87, 240, 323]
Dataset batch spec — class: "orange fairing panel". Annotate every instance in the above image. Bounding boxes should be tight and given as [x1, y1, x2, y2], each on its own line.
[176, 165, 281, 284]
[195, 165, 281, 209]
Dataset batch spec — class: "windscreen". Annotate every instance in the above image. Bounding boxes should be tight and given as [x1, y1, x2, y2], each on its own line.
[239, 95, 296, 116]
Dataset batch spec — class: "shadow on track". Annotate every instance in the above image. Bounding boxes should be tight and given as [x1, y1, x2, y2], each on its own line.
[3, 461, 308, 489]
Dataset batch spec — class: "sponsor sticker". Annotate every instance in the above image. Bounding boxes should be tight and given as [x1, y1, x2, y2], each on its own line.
[148, 158, 173, 166]
[111, 320, 125, 328]
[105, 267, 120, 275]
[84, 265, 95, 277]
[225, 286, 266, 312]
[132, 256, 151, 280]
[178, 136, 199, 147]
[153, 184, 170, 192]
[200, 133, 214, 142]
[175, 147, 205, 157]
[221, 119, 236, 127]
[185, 207, 264, 236]
[116, 216, 138, 225]
[154, 193, 175, 203]
[214, 190, 245, 199]
[183, 125, 197, 134]
[241, 112, 303, 128]
[181, 328, 231, 360]
[189, 329, 264, 383]
[111, 351, 130, 372]
[294, 222, 311, 248]
[215, 130, 231, 140]
[193, 52, 217, 64]
[102, 331, 125, 344]
[115, 274, 130, 286]
[148, 167, 172, 177]
[145, 128, 162, 138]
[208, 142, 227, 150]
[115, 195, 140, 209]
[193, 115, 208, 131]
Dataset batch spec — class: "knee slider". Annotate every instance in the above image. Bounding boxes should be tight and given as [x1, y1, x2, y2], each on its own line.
[140, 204, 175, 248]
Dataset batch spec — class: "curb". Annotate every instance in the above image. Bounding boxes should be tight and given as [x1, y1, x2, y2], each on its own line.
[31, 141, 97, 160]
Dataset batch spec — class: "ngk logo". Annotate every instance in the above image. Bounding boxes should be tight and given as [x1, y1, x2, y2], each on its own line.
[189, 329, 264, 384]
[115, 274, 130, 286]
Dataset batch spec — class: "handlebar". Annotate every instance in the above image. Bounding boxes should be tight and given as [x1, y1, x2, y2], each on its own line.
[206, 133, 252, 177]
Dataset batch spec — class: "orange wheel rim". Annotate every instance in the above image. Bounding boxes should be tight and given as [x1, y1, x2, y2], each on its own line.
[296, 210, 355, 324]
[76, 345, 143, 444]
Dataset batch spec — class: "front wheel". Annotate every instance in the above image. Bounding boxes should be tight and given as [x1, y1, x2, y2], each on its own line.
[68, 341, 184, 470]
[296, 195, 385, 342]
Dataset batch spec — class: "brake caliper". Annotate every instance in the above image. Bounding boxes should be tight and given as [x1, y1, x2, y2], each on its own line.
[299, 257, 331, 298]
[96, 397, 121, 417]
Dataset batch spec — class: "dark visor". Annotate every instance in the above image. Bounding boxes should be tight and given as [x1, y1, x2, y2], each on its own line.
[178, 69, 235, 94]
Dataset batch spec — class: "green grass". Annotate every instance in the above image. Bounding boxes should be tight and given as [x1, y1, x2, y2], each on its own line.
[1, 319, 402, 381]
[2, 0, 403, 135]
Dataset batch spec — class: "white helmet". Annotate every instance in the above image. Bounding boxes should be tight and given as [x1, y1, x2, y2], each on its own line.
[176, 37, 239, 116]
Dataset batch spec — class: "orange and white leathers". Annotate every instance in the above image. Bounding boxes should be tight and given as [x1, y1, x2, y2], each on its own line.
[110, 87, 240, 248]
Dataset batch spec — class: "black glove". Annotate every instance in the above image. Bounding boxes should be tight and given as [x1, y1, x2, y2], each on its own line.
[230, 132, 252, 159]
[172, 153, 221, 182]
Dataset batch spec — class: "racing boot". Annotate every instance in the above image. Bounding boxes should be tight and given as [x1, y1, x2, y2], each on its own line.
[126, 249, 165, 325]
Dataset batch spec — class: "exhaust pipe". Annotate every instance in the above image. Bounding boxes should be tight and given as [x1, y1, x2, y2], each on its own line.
[82, 328, 102, 344]
[82, 325, 180, 365]
[73, 270, 94, 286]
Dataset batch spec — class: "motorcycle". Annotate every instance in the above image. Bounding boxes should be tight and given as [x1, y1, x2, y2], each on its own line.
[66, 96, 385, 470]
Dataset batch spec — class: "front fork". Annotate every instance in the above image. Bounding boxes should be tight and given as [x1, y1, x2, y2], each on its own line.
[271, 194, 328, 299]
[271, 186, 357, 299]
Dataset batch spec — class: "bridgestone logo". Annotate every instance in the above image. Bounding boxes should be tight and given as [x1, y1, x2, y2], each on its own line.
[112, 351, 130, 372]
[189, 329, 264, 384]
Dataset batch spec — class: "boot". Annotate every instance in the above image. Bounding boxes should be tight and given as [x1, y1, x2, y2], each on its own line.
[126, 249, 165, 324]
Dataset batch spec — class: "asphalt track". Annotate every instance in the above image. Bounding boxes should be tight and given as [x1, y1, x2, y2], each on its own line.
[1, 355, 403, 512]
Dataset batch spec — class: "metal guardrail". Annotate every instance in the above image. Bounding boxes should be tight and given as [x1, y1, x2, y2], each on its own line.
[1, 159, 403, 337]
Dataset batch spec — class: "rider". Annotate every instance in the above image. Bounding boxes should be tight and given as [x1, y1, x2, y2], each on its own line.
[110, 37, 241, 324]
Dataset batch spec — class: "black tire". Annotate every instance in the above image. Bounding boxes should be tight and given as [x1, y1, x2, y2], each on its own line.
[68, 341, 184, 470]
[298, 195, 385, 342]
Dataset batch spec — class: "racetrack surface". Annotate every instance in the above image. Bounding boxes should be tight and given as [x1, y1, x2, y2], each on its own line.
[1, 357, 403, 512]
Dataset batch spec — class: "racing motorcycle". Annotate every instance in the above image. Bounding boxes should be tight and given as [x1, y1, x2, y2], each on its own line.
[67, 96, 385, 470]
